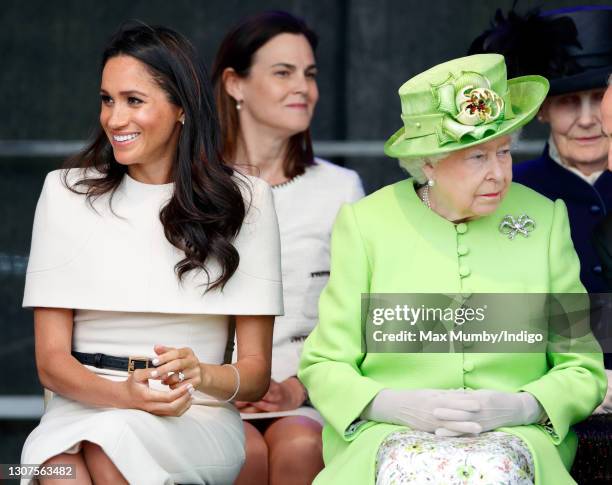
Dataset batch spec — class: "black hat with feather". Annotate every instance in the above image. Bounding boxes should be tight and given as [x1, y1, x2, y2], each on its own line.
[469, 5, 612, 96]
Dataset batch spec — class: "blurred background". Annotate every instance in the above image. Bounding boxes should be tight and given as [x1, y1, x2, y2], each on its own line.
[2, 0, 611, 466]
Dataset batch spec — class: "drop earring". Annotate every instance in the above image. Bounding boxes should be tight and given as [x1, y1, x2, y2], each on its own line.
[421, 181, 432, 209]
[236, 100, 243, 111]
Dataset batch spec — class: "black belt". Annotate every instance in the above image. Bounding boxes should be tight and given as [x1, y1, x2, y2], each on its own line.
[72, 351, 154, 373]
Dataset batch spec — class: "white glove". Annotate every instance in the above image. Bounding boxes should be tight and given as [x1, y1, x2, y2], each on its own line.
[362, 389, 481, 434]
[593, 369, 612, 414]
[434, 390, 543, 437]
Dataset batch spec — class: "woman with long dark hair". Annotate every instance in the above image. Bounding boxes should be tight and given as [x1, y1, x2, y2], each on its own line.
[212, 10, 364, 485]
[20, 23, 282, 484]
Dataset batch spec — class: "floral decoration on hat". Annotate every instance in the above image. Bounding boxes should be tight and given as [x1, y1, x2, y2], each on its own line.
[432, 72, 509, 145]
[384, 54, 549, 159]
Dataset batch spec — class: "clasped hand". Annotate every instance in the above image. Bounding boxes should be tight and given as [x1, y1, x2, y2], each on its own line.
[122, 344, 201, 417]
[593, 369, 612, 414]
[363, 388, 543, 436]
[236, 377, 306, 413]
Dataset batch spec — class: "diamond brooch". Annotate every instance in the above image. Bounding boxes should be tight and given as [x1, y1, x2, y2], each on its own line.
[499, 214, 535, 240]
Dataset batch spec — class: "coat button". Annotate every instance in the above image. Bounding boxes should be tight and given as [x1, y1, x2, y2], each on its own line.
[456, 223, 468, 234]
[457, 244, 469, 256]
[590, 205, 601, 214]
[463, 361, 474, 372]
[459, 265, 471, 277]
[593, 265, 603, 274]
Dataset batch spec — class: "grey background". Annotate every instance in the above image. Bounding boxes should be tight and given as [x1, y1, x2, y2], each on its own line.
[2, 0, 610, 465]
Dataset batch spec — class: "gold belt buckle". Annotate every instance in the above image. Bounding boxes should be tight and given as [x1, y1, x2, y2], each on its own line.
[128, 356, 150, 374]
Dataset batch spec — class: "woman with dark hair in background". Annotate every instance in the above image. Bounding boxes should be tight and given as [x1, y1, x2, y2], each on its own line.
[212, 10, 364, 485]
[20, 23, 282, 484]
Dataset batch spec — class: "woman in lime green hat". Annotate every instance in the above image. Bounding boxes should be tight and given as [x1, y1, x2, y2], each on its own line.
[298, 54, 606, 484]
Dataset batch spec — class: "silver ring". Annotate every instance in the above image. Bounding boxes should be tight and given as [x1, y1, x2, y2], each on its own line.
[178, 371, 185, 383]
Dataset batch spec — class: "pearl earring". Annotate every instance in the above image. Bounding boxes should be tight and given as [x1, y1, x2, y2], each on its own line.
[180, 118, 185, 126]
[427, 179, 435, 187]
[236, 100, 243, 111]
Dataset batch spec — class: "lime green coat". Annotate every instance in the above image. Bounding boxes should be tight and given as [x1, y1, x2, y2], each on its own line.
[298, 179, 606, 484]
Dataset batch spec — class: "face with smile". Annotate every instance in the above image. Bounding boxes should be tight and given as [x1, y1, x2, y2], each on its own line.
[423, 135, 513, 221]
[100, 55, 184, 183]
[539, 88, 608, 176]
[225, 33, 318, 138]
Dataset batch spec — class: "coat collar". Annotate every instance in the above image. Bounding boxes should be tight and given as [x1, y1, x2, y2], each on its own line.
[547, 138, 604, 185]
[392, 178, 524, 247]
[539, 145, 612, 191]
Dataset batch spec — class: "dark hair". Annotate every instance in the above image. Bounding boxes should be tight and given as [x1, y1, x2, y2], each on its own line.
[211, 11, 318, 179]
[63, 22, 247, 291]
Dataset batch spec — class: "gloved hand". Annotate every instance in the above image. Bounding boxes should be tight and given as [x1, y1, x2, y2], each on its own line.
[593, 369, 612, 414]
[361, 388, 481, 434]
[434, 389, 544, 437]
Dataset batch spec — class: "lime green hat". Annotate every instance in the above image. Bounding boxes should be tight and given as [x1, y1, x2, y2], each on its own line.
[384, 54, 549, 159]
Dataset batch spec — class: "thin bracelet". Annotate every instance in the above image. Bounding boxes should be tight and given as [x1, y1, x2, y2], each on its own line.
[222, 363, 240, 402]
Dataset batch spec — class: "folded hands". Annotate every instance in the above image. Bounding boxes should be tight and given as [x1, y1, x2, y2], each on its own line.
[362, 388, 544, 436]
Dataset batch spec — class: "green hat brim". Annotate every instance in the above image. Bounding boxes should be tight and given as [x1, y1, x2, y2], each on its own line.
[383, 75, 549, 159]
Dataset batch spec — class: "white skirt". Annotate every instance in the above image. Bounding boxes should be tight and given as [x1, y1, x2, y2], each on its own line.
[21, 394, 245, 485]
[240, 406, 323, 425]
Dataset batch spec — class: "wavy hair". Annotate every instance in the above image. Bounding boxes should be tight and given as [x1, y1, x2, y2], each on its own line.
[63, 22, 247, 291]
[211, 11, 318, 178]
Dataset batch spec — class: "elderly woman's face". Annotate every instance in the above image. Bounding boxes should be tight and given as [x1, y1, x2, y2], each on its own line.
[539, 88, 608, 175]
[423, 135, 512, 221]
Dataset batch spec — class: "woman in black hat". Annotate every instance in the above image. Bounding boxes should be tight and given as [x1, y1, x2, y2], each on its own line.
[470, 6, 612, 295]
